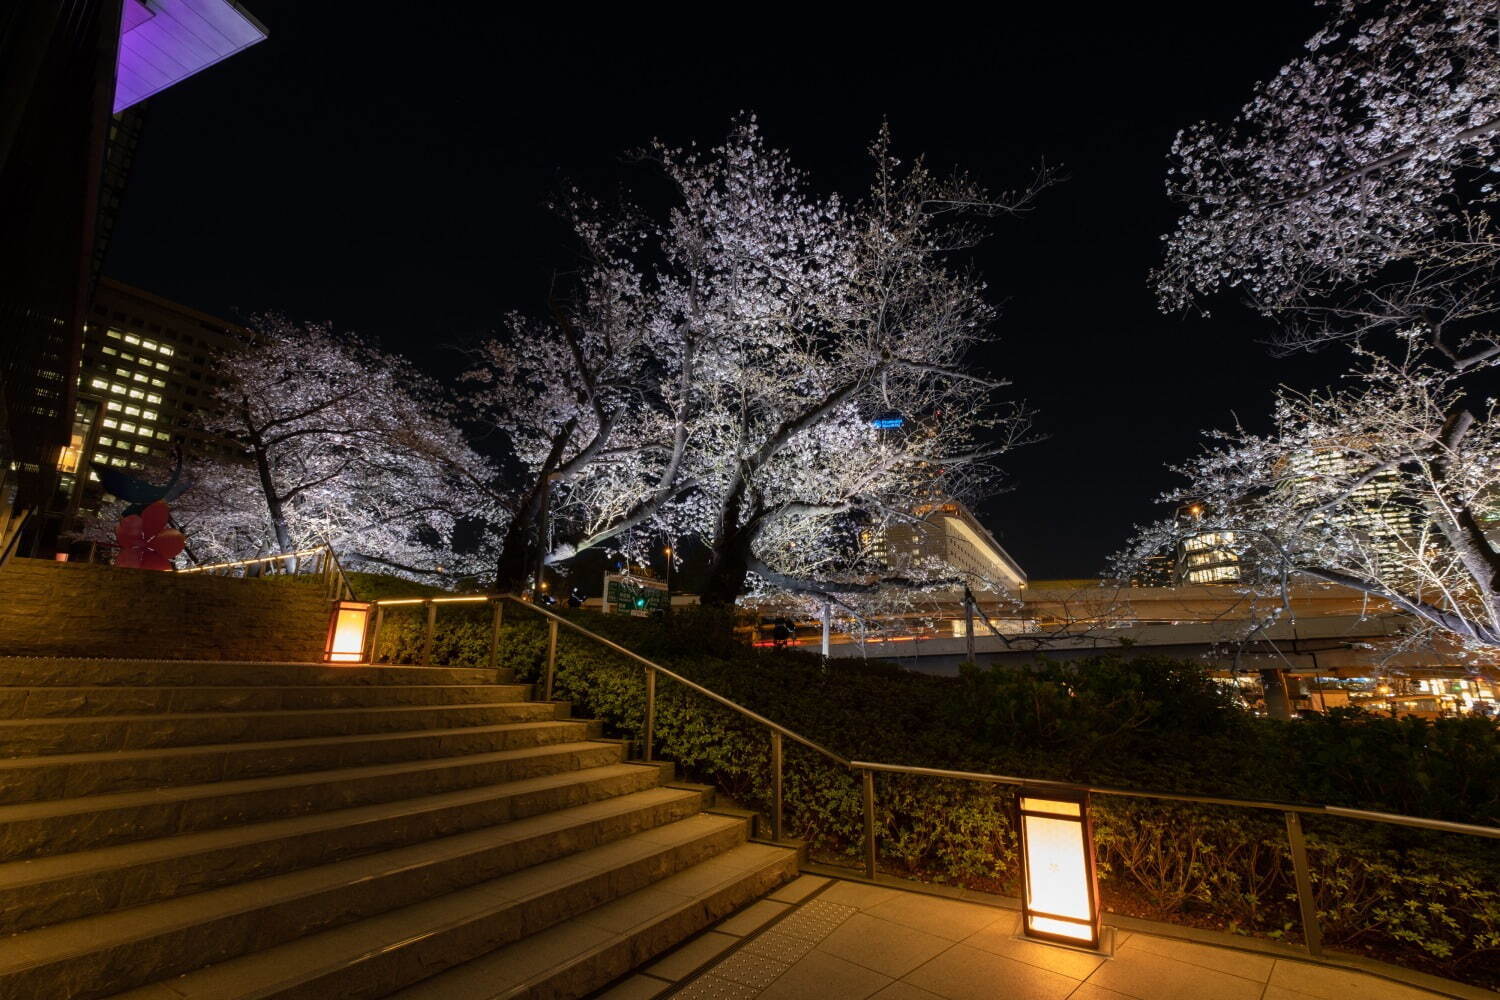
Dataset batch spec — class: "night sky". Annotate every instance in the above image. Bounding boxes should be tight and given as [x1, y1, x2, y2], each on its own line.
[106, 4, 1351, 580]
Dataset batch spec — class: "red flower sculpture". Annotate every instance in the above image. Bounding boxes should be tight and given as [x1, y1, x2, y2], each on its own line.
[115, 501, 186, 571]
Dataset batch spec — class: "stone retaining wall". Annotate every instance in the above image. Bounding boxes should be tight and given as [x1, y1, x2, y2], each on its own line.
[0, 559, 327, 661]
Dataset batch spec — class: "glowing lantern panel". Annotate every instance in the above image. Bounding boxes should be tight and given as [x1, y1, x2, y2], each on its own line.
[1019, 793, 1101, 948]
[324, 601, 371, 663]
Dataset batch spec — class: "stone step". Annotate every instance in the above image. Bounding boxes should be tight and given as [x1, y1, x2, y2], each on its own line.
[0, 719, 604, 805]
[0, 683, 535, 719]
[0, 701, 563, 757]
[0, 777, 699, 936]
[0, 736, 618, 862]
[0, 659, 510, 688]
[100, 815, 765, 1000]
[387, 841, 800, 1000]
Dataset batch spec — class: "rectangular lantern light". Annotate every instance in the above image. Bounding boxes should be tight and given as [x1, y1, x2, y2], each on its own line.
[324, 600, 372, 663]
[1018, 789, 1102, 949]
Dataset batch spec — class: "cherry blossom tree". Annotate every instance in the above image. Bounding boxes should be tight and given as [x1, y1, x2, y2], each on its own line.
[475, 121, 1045, 607]
[1157, 0, 1500, 363]
[1120, 346, 1500, 654]
[180, 317, 501, 582]
[1132, 1, 1500, 655]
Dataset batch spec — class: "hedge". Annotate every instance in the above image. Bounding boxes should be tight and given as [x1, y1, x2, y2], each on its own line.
[372, 604, 1500, 988]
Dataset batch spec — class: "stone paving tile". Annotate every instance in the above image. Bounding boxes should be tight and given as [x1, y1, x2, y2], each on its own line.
[817, 880, 901, 910]
[759, 949, 892, 1000]
[1083, 946, 1265, 1000]
[960, 918, 1104, 981]
[870, 983, 947, 1000]
[766, 875, 828, 904]
[645, 931, 739, 981]
[902, 943, 1079, 1000]
[715, 899, 790, 937]
[1065, 985, 1136, 1000]
[816, 912, 953, 979]
[1118, 932, 1274, 983]
[595, 974, 670, 999]
[862, 893, 1007, 942]
[1266, 960, 1446, 1000]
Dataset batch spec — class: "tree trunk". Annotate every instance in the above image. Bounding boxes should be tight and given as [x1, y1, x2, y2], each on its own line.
[250, 440, 292, 555]
[493, 513, 541, 596]
[494, 421, 576, 596]
[700, 488, 753, 607]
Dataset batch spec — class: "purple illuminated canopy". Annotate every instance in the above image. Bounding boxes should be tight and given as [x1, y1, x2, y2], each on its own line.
[114, 0, 268, 114]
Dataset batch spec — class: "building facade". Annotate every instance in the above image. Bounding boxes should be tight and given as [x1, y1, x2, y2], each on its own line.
[43, 279, 248, 551]
[1286, 445, 1421, 570]
[1175, 503, 1242, 585]
[0, 0, 265, 555]
[879, 501, 1027, 598]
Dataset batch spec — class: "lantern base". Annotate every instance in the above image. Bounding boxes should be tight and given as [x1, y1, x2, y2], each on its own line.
[1017, 922, 1116, 957]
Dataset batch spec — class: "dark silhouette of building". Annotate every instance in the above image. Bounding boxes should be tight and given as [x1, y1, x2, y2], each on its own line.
[0, 0, 265, 555]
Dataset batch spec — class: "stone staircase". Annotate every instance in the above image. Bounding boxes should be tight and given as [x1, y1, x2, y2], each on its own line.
[0, 657, 798, 999]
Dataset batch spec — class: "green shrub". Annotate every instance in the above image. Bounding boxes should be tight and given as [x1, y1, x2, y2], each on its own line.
[398, 604, 1500, 987]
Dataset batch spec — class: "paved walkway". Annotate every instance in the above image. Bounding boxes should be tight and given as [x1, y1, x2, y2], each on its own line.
[599, 875, 1455, 1000]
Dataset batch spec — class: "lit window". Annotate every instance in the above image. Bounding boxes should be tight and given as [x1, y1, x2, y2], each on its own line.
[128, 389, 144, 400]
[150, 378, 165, 388]
[110, 456, 126, 466]
[119, 422, 136, 434]
[110, 384, 126, 395]
[145, 393, 161, 404]
[141, 340, 157, 351]
[124, 334, 140, 345]
[89, 378, 108, 390]
[156, 431, 171, 441]
[124, 405, 140, 416]
[142, 410, 157, 421]
[106, 330, 122, 340]
[98, 436, 113, 447]
[88, 470, 99, 482]
[120, 353, 135, 362]
[115, 368, 130, 377]
[155, 362, 170, 372]
[159, 345, 174, 356]
[106, 401, 122, 411]
[133, 373, 148, 383]
[101, 346, 117, 356]
[134, 444, 150, 454]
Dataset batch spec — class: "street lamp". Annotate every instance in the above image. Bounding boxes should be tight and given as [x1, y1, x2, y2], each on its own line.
[1018, 788, 1103, 949]
[323, 600, 372, 663]
[663, 545, 673, 597]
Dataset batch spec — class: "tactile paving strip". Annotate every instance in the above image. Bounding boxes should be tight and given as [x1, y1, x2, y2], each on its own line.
[667, 883, 858, 996]
[770, 898, 857, 942]
[673, 975, 761, 999]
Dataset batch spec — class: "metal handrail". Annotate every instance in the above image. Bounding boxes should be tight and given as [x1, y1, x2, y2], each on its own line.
[181, 543, 356, 602]
[367, 589, 1500, 961]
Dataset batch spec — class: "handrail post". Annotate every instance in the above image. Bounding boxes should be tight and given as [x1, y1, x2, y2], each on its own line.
[488, 599, 504, 672]
[643, 667, 656, 762]
[544, 618, 558, 701]
[1285, 811, 1323, 956]
[369, 604, 385, 664]
[421, 600, 437, 666]
[771, 730, 784, 841]
[862, 768, 877, 879]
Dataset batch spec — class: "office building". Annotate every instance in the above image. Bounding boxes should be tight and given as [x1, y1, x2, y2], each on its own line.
[0, 0, 266, 554]
[878, 501, 1027, 598]
[44, 279, 249, 548]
